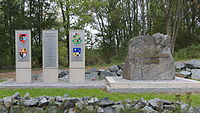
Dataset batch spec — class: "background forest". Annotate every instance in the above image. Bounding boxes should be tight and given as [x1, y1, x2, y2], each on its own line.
[0, 0, 200, 69]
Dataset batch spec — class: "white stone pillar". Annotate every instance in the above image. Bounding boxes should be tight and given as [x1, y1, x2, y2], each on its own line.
[69, 29, 85, 83]
[15, 30, 32, 83]
[42, 30, 58, 83]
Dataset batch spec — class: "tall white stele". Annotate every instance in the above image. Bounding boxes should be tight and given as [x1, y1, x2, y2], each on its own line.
[15, 30, 31, 83]
[42, 30, 58, 83]
[69, 29, 85, 83]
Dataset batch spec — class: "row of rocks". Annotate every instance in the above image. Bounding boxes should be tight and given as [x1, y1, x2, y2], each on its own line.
[175, 60, 200, 79]
[0, 92, 199, 113]
[58, 64, 125, 81]
[85, 64, 124, 80]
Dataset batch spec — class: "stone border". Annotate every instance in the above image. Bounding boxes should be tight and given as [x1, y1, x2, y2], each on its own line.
[106, 77, 200, 93]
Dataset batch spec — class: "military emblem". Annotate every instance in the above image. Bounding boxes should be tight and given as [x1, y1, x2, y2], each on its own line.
[73, 48, 81, 57]
[19, 34, 28, 43]
[19, 48, 27, 58]
[72, 33, 82, 44]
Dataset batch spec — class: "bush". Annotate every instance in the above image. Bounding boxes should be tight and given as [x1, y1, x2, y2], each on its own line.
[173, 44, 200, 61]
[85, 48, 104, 65]
[58, 41, 68, 67]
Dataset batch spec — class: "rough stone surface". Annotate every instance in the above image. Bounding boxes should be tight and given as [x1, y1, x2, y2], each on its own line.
[99, 70, 107, 79]
[175, 62, 185, 70]
[109, 65, 119, 72]
[64, 100, 75, 108]
[185, 60, 200, 69]
[0, 93, 200, 113]
[13, 92, 20, 100]
[58, 71, 69, 78]
[38, 97, 48, 106]
[163, 105, 176, 111]
[23, 98, 39, 107]
[148, 98, 163, 111]
[179, 71, 192, 77]
[88, 97, 99, 104]
[103, 106, 115, 113]
[118, 63, 125, 70]
[99, 98, 115, 107]
[48, 97, 55, 104]
[142, 105, 157, 113]
[86, 68, 98, 74]
[0, 99, 3, 105]
[23, 92, 30, 100]
[59, 74, 69, 81]
[54, 101, 62, 106]
[133, 98, 147, 109]
[85, 72, 99, 80]
[3, 96, 13, 108]
[116, 69, 123, 76]
[191, 69, 200, 79]
[97, 107, 104, 113]
[100, 70, 111, 77]
[55, 96, 64, 102]
[124, 33, 175, 80]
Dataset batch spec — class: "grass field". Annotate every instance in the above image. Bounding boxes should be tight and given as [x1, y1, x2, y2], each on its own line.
[0, 88, 199, 106]
[0, 80, 5, 82]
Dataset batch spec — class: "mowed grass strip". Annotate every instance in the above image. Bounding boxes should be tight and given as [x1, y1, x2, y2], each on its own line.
[0, 88, 199, 106]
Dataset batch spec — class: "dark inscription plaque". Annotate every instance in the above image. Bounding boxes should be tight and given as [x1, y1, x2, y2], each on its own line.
[135, 53, 169, 64]
[43, 30, 58, 68]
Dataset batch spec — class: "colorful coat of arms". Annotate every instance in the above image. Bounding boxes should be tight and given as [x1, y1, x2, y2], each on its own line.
[72, 33, 82, 44]
[19, 34, 28, 43]
[73, 48, 81, 57]
[19, 48, 27, 58]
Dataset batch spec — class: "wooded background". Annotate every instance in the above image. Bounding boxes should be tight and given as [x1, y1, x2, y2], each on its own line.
[0, 0, 200, 69]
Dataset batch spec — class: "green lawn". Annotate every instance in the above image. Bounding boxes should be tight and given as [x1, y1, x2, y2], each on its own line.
[0, 88, 199, 106]
[0, 80, 5, 82]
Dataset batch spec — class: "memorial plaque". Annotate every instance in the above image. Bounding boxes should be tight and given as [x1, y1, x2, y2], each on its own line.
[16, 32, 30, 62]
[43, 30, 58, 68]
[42, 30, 58, 83]
[135, 53, 169, 64]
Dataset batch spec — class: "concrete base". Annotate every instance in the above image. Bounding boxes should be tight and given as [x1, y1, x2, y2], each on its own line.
[0, 80, 105, 89]
[16, 69, 31, 83]
[106, 76, 200, 93]
[69, 68, 85, 83]
[43, 68, 58, 83]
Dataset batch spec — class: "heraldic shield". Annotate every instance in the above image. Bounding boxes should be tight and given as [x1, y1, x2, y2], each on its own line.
[19, 34, 28, 43]
[73, 48, 81, 57]
[72, 33, 82, 44]
[19, 48, 27, 58]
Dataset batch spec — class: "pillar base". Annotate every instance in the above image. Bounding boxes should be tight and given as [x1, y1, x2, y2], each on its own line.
[69, 68, 85, 83]
[43, 68, 58, 83]
[16, 68, 31, 83]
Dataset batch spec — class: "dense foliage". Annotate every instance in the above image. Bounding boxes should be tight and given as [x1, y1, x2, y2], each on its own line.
[0, 0, 199, 69]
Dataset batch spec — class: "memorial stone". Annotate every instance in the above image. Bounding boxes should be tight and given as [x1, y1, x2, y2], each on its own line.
[42, 30, 58, 83]
[69, 29, 85, 83]
[15, 30, 31, 83]
[123, 33, 175, 80]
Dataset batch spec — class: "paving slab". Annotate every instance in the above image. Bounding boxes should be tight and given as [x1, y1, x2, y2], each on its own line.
[106, 76, 200, 93]
[0, 80, 105, 89]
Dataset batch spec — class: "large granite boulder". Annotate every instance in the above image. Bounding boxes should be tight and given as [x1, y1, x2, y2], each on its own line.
[123, 33, 175, 80]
